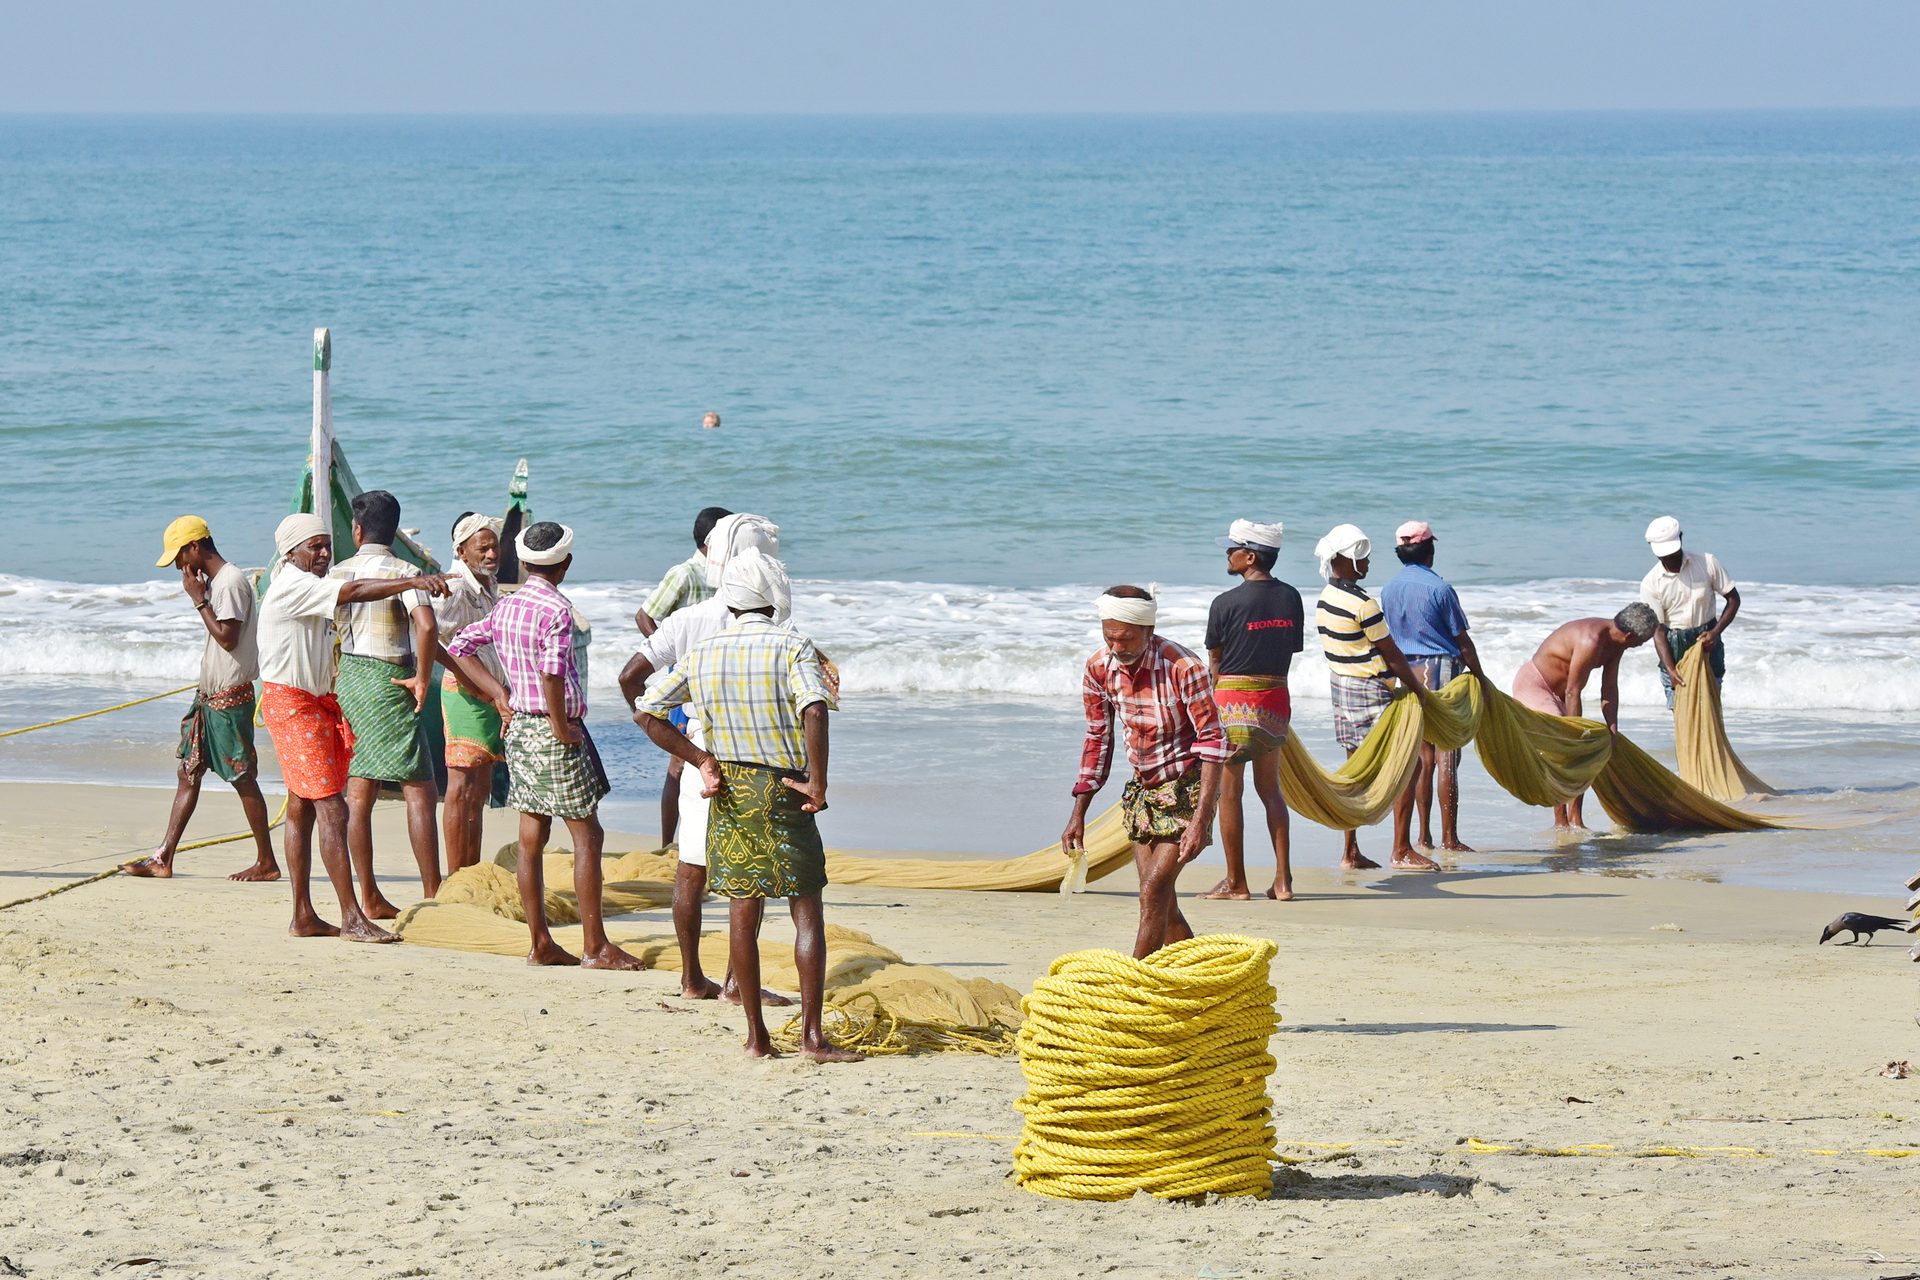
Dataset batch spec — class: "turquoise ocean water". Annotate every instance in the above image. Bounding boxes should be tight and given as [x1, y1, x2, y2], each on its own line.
[2, 113, 1917, 892]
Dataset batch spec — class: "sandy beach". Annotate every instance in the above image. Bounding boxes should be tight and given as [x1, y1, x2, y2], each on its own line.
[2, 781, 1916, 1278]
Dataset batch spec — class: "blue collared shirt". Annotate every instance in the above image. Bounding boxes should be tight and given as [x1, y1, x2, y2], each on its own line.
[1381, 562, 1469, 659]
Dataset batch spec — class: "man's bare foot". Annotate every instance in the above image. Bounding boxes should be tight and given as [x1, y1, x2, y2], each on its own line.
[680, 976, 724, 1000]
[1266, 882, 1295, 902]
[743, 1036, 780, 1059]
[580, 944, 648, 972]
[229, 860, 281, 882]
[1418, 836, 1436, 851]
[723, 984, 795, 1008]
[361, 894, 402, 921]
[1339, 853, 1381, 870]
[527, 941, 581, 966]
[801, 1038, 865, 1064]
[1390, 848, 1441, 871]
[1200, 879, 1253, 900]
[340, 918, 400, 944]
[124, 856, 173, 879]
[289, 914, 341, 938]
[1440, 841, 1475, 853]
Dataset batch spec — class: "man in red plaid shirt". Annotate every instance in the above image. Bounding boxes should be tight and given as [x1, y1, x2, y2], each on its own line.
[1061, 585, 1228, 958]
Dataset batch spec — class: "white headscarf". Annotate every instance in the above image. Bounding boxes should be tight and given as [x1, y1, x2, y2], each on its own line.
[516, 523, 574, 567]
[1218, 518, 1284, 551]
[703, 513, 781, 588]
[453, 512, 501, 551]
[275, 512, 329, 557]
[718, 547, 792, 623]
[1314, 524, 1372, 581]
[1095, 589, 1158, 627]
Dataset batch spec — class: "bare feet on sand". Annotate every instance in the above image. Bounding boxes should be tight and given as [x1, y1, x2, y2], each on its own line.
[744, 1035, 778, 1059]
[723, 983, 794, 1008]
[124, 856, 172, 878]
[801, 1038, 865, 1064]
[361, 895, 402, 921]
[1390, 848, 1442, 872]
[1340, 853, 1382, 870]
[527, 941, 581, 967]
[1200, 876, 1253, 900]
[681, 976, 725, 1000]
[1266, 881, 1295, 902]
[1440, 841, 1475, 853]
[340, 918, 400, 944]
[288, 914, 341, 938]
[229, 860, 281, 882]
[580, 945, 648, 972]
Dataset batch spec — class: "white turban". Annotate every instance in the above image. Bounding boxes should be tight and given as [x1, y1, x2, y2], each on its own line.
[1095, 590, 1158, 627]
[275, 512, 329, 557]
[516, 523, 575, 567]
[453, 512, 501, 551]
[703, 513, 781, 589]
[1218, 518, 1284, 552]
[1314, 524, 1372, 581]
[719, 547, 792, 622]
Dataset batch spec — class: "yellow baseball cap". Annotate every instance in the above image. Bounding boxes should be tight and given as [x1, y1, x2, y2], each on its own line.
[156, 515, 212, 567]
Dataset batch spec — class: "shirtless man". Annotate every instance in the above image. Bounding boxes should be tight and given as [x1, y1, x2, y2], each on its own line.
[1510, 603, 1658, 829]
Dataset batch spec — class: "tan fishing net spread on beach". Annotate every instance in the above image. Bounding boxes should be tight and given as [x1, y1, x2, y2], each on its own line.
[1671, 644, 1776, 803]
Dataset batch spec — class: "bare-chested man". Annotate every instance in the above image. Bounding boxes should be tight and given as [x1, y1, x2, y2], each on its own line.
[1063, 586, 1228, 959]
[1510, 603, 1659, 829]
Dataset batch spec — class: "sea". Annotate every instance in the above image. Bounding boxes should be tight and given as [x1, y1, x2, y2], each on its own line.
[2, 112, 1916, 896]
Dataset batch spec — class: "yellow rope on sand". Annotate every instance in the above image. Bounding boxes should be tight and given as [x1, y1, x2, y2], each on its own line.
[0, 684, 196, 738]
[1013, 934, 1280, 1201]
[770, 991, 1019, 1058]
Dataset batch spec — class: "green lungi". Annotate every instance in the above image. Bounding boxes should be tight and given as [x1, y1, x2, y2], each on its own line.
[335, 653, 433, 783]
[504, 713, 609, 820]
[177, 683, 258, 783]
[441, 675, 504, 767]
[706, 760, 828, 899]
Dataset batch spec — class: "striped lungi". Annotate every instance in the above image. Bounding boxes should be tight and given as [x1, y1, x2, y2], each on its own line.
[1405, 655, 1464, 766]
[335, 653, 433, 783]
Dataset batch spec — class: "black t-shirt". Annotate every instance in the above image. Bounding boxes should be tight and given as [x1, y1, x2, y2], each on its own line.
[1205, 578, 1306, 678]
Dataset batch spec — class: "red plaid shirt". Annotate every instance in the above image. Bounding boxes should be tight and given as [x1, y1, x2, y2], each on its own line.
[1074, 636, 1229, 795]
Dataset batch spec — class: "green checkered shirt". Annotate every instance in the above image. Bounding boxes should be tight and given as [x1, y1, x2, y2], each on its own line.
[638, 615, 836, 771]
[641, 552, 715, 621]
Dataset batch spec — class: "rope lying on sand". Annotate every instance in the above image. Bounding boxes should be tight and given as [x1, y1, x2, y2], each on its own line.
[1013, 934, 1281, 1200]
[770, 991, 1017, 1058]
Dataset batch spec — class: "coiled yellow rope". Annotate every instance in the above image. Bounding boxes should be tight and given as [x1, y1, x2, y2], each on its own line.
[770, 992, 1019, 1057]
[1013, 934, 1281, 1201]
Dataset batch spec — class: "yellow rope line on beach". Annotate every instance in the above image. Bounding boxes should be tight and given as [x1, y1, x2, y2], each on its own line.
[0, 683, 196, 738]
[1012, 934, 1281, 1201]
[769, 991, 1019, 1057]
[914, 1131, 1918, 1161]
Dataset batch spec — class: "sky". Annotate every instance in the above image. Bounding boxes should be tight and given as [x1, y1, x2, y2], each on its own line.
[5, 0, 1919, 115]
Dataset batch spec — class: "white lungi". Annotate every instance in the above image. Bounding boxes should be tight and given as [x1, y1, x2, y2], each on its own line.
[676, 717, 710, 868]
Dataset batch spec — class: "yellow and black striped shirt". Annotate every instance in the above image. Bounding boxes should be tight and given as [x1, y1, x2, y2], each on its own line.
[1315, 580, 1390, 680]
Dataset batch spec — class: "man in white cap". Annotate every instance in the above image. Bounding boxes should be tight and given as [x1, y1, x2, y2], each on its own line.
[635, 547, 856, 1062]
[1312, 525, 1428, 871]
[1063, 585, 1228, 957]
[1380, 520, 1486, 858]
[1201, 519, 1303, 901]
[618, 512, 794, 1008]
[255, 512, 448, 942]
[443, 521, 645, 971]
[129, 515, 278, 882]
[434, 510, 505, 874]
[1639, 516, 1740, 709]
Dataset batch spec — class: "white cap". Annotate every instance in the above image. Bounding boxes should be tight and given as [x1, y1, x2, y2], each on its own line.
[1314, 524, 1372, 581]
[1645, 516, 1683, 558]
[1216, 519, 1284, 552]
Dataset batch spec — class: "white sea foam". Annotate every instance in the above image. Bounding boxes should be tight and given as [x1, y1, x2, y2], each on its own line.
[4, 571, 1914, 713]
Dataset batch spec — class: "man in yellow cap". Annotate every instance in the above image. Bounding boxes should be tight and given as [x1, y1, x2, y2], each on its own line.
[127, 517, 279, 881]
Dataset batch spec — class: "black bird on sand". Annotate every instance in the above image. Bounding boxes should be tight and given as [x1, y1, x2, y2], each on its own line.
[1818, 912, 1909, 945]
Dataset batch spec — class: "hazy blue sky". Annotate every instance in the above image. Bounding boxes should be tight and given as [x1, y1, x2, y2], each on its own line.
[6, 1, 1918, 114]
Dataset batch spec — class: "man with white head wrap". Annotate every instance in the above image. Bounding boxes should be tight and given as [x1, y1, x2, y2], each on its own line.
[1063, 585, 1229, 959]
[433, 511, 506, 874]
[255, 511, 448, 944]
[635, 547, 855, 1062]
[1201, 519, 1304, 901]
[443, 521, 646, 971]
[1312, 524, 1429, 871]
[617, 512, 797, 1006]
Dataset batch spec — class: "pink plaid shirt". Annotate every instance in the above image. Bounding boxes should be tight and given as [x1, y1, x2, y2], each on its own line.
[446, 575, 587, 718]
[1074, 636, 1228, 795]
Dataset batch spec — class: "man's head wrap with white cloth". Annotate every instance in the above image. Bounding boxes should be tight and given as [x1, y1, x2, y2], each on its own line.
[1314, 524, 1372, 581]
[1095, 589, 1158, 628]
[452, 512, 502, 551]
[1216, 519, 1284, 552]
[703, 513, 781, 588]
[516, 523, 575, 567]
[719, 547, 792, 622]
[275, 512, 330, 557]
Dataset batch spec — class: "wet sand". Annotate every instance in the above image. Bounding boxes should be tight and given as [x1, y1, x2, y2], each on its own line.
[2, 781, 1917, 1278]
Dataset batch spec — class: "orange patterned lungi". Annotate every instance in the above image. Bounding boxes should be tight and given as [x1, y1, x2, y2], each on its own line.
[260, 681, 356, 800]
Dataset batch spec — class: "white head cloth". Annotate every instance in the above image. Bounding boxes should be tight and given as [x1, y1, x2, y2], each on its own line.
[275, 512, 329, 557]
[1221, 518, 1284, 551]
[703, 513, 781, 589]
[1314, 524, 1372, 581]
[453, 512, 501, 551]
[719, 547, 792, 622]
[516, 523, 575, 567]
[1095, 590, 1158, 627]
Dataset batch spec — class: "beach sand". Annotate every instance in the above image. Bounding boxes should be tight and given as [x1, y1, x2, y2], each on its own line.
[2, 781, 1917, 1278]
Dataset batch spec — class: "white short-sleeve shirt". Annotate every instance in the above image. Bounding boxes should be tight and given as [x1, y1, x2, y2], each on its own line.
[258, 566, 346, 695]
[198, 562, 260, 695]
[1639, 551, 1734, 630]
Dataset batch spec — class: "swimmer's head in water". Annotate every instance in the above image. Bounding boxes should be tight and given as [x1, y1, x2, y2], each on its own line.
[702, 411, 721, 430]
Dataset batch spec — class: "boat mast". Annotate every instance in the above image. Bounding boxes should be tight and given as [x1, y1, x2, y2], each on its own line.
[311, 327, 334, 536]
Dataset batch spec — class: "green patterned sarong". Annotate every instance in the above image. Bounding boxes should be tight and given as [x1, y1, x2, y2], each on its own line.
[335, 653, 433, 783]
[177, 683, 258, 783]
[504, 714, 609, 819]
[706, 760, 828, 899]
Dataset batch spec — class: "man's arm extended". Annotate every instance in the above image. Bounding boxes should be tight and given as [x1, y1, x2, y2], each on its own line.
[337, 573, 449, 605]
[1600, 650, 1623, 733]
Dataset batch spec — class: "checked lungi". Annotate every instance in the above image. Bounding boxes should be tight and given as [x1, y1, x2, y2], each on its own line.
[504, 714, 609, 820]
[1329, 672, 1396, 752]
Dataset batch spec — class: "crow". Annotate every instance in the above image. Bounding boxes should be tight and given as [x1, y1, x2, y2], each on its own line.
[1818, 912, 1909, 946]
